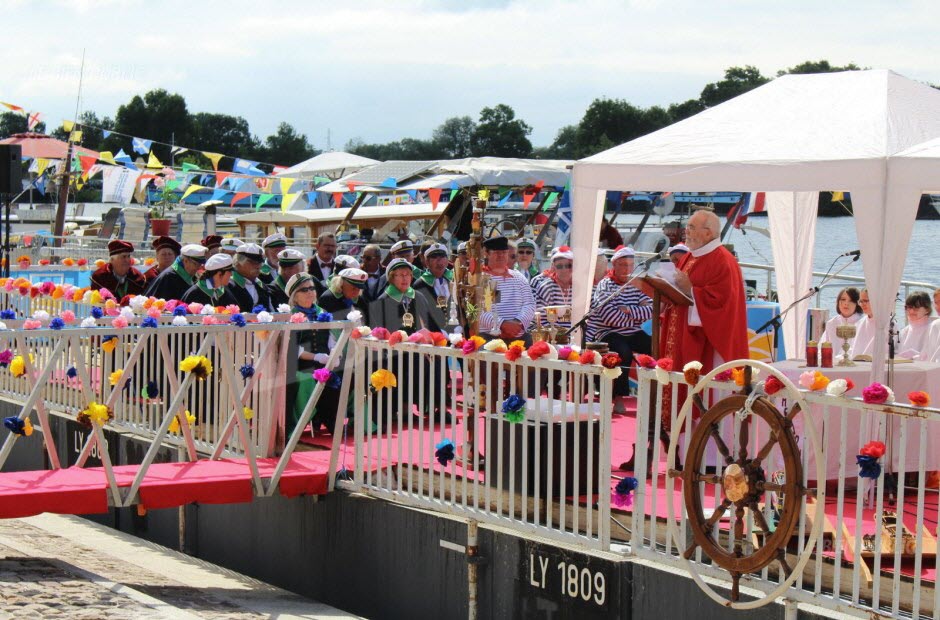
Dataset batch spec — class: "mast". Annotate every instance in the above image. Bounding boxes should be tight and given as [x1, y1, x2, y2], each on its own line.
[53, 49, 85, 247]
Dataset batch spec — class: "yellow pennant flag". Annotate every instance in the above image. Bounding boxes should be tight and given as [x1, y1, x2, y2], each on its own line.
[98, 151, 116, 165]
[35, 158, 50, 177]
[203, 152, 223, 170]
[146, 152, 163, 169]
[477, 189, 490, 201]
[182, 184, 204, 201]
[279, 177, 296, 195]
[282, 192, 299, 212]
[831, 191, 844, 201]
[62, 120, 74, 132]
[68, 130, 82, 143]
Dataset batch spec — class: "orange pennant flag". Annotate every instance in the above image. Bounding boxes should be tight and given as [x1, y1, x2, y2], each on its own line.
[346, 181, 358, 192]
[78, 155, 97, 176]
[215, 171, 231, 188]
[230, 192, 251, 207]
[333, 192, 345, 208]
[427, 187, 442, 210]
[522, 191, 536, 209]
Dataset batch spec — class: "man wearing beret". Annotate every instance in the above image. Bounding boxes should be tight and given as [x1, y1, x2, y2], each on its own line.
[228, 243, 272, 312]
[146, 236, 182, 285]
[91, 240, 148, 298]
[259, 233, 288, 285]
[413, 243, 454, 331]
[479, 236, 536, 342]
[202, 235, 223, 257]
[266, 248, 306, 309]
[145, 244, 207, 301]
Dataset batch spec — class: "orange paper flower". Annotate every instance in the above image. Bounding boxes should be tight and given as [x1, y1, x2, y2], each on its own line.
[909, 391, 931, 407]
[810, 371, 830, 391]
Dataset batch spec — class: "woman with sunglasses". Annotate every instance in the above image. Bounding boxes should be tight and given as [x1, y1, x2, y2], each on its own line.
[514, 238, 540, 282]
[285, 273, 339, 437]
[180, 253, 239, 307]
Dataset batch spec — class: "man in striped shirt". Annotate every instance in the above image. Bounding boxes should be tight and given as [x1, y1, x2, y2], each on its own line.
[587, 246, 653, 403]
[479, 236, 536, 342]
[531, 246, 573, 329]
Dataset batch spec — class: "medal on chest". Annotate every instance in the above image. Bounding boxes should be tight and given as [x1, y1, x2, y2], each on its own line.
[401, 298, 414, 329]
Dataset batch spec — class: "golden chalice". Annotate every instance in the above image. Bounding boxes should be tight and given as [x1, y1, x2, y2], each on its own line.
[545, 305, 571, 344]
[836, 324, 857, 366]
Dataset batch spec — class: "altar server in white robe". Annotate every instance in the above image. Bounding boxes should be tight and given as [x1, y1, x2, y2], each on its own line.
[821, 287, 863, 354]
[849, 289, 876, 358]
[898, 291, 935, 359]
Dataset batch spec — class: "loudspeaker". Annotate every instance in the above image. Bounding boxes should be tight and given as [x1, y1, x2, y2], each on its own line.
[0, 144, 22, 195]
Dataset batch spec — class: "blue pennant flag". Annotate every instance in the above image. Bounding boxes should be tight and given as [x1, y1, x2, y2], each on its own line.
[102, 130, 112, 139]
[210, 188, 230, 201]
[114, 148, 132, 165]
[450, 180, 460, 190]
[555, 190, 572, 243]
[306, 191, 318, 205]
[380, 177, 397, 189]
[33, 177, 46, 195]
[233, 158, 259, 174]
[131, 137, 152, 154]
[498, 190, 513, 206]
[406, 189, 417, 201]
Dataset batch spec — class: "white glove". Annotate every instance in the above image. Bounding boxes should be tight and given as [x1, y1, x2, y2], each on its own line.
[314, 353, 330, 366]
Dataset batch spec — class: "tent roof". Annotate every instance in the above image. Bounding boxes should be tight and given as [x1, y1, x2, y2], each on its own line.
[0, 133, 99, 160]
[575, 70, 940, 192]
[276, 151, 379, 179]
[235, 203, 442, 225]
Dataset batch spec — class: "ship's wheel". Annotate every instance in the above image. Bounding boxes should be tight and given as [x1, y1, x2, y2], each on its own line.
[665, 360, 825, 608]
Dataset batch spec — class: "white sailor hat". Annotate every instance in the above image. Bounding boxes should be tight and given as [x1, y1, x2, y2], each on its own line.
[389, 239, 414, 255]
[457, 242, 468, 254]
[262, 233, 288, 249]
[424, 243, 448, 258]
[385, 257, 413, 279]
[277, 248, 305, 266]
[205, 253, 233, 271]
[220, 238, 244, 252]
[339, 267, 368, 289]
[286, 273, 315, 299]
[236, 243, 264, 262]
[551, 245, 574, 262]
[611, 245, 636, 262]
[668, 243, 690, 255]
[181, 244, 208, 263]
[516, 238, 537, 250]
[334, 255, 361, 270]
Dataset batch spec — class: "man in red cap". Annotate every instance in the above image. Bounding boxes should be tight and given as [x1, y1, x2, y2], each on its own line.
[91, 240, 148, 298]
[202, 235, 223, 257]
[146, 236, 181, 284]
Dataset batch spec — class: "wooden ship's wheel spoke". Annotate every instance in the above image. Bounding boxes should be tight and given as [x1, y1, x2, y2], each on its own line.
[708, 425, 734, 464]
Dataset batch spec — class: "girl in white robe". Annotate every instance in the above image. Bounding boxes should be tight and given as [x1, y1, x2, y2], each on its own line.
[821, 287, 863, 358]
[898, 291, 935, 359]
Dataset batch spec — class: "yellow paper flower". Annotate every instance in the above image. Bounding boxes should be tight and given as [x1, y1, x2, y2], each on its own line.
[243, 406, 254, 420]
[810, 371, 830, 391]
[168, 410, 196, 434]
[483, 338, 508, 353]
[109, 370, 123, 386]
[101, 336, 118, 353]
[104, 299, 118, 312]
[9, 355, 26, 378]
[82, 401, 113, 426]
[89, 290, 103, 305]
[509, 340, 526, 349]
[179, 355, 212, 379]
[154, 299, 166, 310]
[469, 335, 486, 349]
[23, 418, 33, 436]
[370, 368, 397, 391]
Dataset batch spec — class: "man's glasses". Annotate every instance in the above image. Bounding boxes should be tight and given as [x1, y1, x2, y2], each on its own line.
[517, 250, 534, 255]
[554, 264, 573, 270]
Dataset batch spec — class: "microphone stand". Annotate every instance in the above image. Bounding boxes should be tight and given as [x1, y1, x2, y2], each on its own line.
[565, 253, 664, 348]
[885, 311, 899, 503]
[754, 254, 861, 361]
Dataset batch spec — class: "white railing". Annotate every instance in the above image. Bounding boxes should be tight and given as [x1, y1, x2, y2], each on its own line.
[630, 366, 939, 618]
[338, 338, 614, 550]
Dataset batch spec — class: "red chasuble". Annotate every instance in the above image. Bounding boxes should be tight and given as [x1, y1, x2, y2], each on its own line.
[659, 244, 749, 430]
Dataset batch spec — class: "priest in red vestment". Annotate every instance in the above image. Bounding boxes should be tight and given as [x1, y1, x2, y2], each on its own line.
[660, 210, 749, 431]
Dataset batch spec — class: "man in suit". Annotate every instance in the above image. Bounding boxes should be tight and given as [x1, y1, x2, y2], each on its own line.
[145, 244, 207, 301]
[307, 232, 338, 296]
[90, 240, 148, 300]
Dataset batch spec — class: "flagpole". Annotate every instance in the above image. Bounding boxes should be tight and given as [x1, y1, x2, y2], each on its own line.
[53, 49, 85, 248]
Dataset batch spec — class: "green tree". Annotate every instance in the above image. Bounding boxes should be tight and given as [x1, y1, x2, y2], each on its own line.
[0, 112, 46, 138]
[698, 65, 770, 108]
[778, 60, 863, 76]
[432, 116, 476, 158]
[542, 124, 579, 159]
[190, 112, 261, 165]
[259, 122, 318, 165]
[113, 89, 192, 161]
[667, 98, 706, 123]
[574, 98, 671, 158]
[471, 104, 532, 157]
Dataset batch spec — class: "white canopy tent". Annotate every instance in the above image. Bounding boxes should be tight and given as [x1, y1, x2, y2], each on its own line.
[571, 70, 940, 380]
[892, 136, 940, 193]
[276, 151, 379, 180]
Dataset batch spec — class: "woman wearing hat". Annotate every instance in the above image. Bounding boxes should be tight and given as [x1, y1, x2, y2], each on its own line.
[284, 273, 338, 437]
[531, 246, 574, 330]
[514, 239, 540, 282]
[181, 253, 239, 306]
[369, 258, 440, 334]
[319, 268, 370, 321]
[146, 236, 181, 284]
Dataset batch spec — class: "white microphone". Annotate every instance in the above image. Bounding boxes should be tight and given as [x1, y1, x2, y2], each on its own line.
[839, 249, 861, 259]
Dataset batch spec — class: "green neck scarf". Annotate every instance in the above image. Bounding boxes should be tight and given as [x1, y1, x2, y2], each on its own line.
[171, 258, 195, 286]
[384, 284, 415, 303]
[418, 268, 453, 288]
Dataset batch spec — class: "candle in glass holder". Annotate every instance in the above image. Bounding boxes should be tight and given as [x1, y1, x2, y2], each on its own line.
[820, 342, 833, 368]
[805, 340, 818, 367]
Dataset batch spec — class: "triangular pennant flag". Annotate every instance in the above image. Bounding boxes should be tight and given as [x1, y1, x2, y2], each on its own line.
[233, 158, 259, 174]
[313, 175, 330, 186]
[171, 146, 189, 156]
[347, 181, 359, 192]
[450, 180, 460, 190]
[477, 189, 490, 201]
[86, 164, 103, 180]
[406, 189, 417, 201]
[69, 130, 82, 143]
[33, 176, 46, 195]
[102, 130, 111, 139]
[498, 191, 513, 206]
[210, 188, 230, 201]
[114, 149, 133, 165]
[181, 162, 199, 173]
[255, 193, 275, 211]
[306, 191, 318, 205]
[428, 188, 442, 210]
[78, 155, 96, 176]
[449, 188, 458, 202]
[146, 152, 163, 169]
[534, 180, 545, 191]
[203, 152, 223, 170]
[215, 171, 231, 187]
[230, 192, 251, 207]
[35, 158, 50, 177]
[523, 191, 537, 209]
[182, 184, 205, 201]
[333, 192, 345, 208]
[282, 192, 299, 212]
[98, 151, 116, 165]
[62, 120, 74, 132]
[26, 112, 42, 131]
[379, 177, 397, 189]
[0, 102, 24, 113]
[279, 177, 295, 195]
[166, 179, 181, 191]
[131, 137, 152, 154]
[271, 165, 288, 175]
[543, 191, 559, 211]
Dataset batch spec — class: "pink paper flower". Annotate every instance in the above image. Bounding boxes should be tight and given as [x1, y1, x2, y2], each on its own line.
[556, 346, 573, 360]
[147, 306, 161, 318]
[164, 299, 179, 312]
[111, 316, 128, 329]
[23, 319, 41, 330]
[313, 368, 332, 383]
[59, 310, 76, 324]
[186, 303, 204, 315]
[39, 281, 55, 296]
[224, 304, 240, 315]
[289, 312, 307, 323]
[370, 327, 390, 341]
[862, 382, 892, 404]
[713, 369, 734, 382]
[388, 330, 406, 346]
[98, 288, 115, 301]
[202, 315, 221, 325]
[3, 280, 13, 292]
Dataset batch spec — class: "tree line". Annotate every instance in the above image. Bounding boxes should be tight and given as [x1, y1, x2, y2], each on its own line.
[1, 60, 877, 168]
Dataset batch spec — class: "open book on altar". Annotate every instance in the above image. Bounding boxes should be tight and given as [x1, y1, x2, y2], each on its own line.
[639, 267, 694, 306]
[851, 354, 914, 364]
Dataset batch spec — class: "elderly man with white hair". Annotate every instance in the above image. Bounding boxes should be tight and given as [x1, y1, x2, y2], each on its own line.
[531, 245, 574, 330]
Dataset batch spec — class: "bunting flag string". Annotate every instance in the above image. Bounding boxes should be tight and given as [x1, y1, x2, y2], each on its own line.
[230, 191, 252, 207]
[428, 187, 442, 211]
[282, 192, 299, 212]
[255, 193, 275, 211]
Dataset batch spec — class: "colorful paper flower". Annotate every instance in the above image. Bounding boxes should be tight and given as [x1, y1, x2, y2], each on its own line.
[77, 258, 88, 267]
[59, 310, 76, 324]
[22, 319, 41, 330]
[462, 335, 485, 354]
[101, 336, 118, 353]
[313, 368, 333, 383]
[9, 355, 27, 378]
[430, 331, 449, 347]
[682, 361, 703, 385]
[505, 341, 525, 361]
[0, 310, 14, 320]
[434, 438, 456, 466]
[3, 416, 33, 437]
[370, 327, 390, 341]
[277, 303, 291, 313]
[169, 410, 197, 434]
[862, 382, 893, 404]
[179, 355, 213, 380]
[579, 349, 601, 365]
[713, 369, 734, 382]
[612, 476, 638, 508]
[141, 381, 159, 399]
[389, 330, 407, 346]
[240, 364, 255, 381]
[764, 375, 785, 395]
[90, 307, 104, 319]
[527, 340, 551, 360]
[483, 338, 508, 353]
[66, 366, 77, 379]
[256, 311, 274, 323]
[316, 311, 333, 322]
[230, 313, 246, 327]
[633, 354, 656, 369]
[62, 258, 75, 266]
[370, 368, 397, 391]
[243, 406, 254, 420]
[109, 370, 123, 386]
[80, 401, 113, 426]
[908, 391, 931, 407]
[140, 316, 158, 328]
[111, 316, 128, 329]
[347, 309, 363, 323]
[656, 358, 674, 371]
[408, 330, 432, 344]
[502, 394, 526, 423]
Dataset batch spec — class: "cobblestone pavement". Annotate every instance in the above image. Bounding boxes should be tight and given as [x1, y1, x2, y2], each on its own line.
[0, 514, 361, 619]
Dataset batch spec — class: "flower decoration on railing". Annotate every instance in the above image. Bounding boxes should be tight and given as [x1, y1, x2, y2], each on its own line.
[316, 311, 333, 322]
[908, 391, 931, 407]
[23, 319, 41, 330]
[862, 382, 894, 404]
[141, 381, 159, 400]
[483, 338, 507, 353]
[94, 259, 106, 269]
[62, 258, 75, 266]
[526, 340, 553, 360]
[408, 330, 432, 345]
[502, 394, 526, 423]
[172, 305, 188, 316]
[240, 364, 255, 381]
[555, 345, 581, 362]
[370, 368, 397, 391]
[612, 476, 638, 508]
[77, 258, 88, 267]
[313, 368, 333, 383]
[0, 310, 14, 320]
[461, 335, 486, 355]
[15, 255, 30, 267]
[713, 368, 734, 382]
[140, 316, 158, 329]
[0, 350, 12, 368]
[579, 349, 601, 365]
[109, 370, 123, 386]
[633, 354, 656, 369]
[762, 375, 784, 395]
[230, 313, 246, 327]
[825, 378, 853, 397]
[601, 353, 623, 379]
[682, 361, 703, 386]
[856, 440, 886, 479]
[731, 366, 760, 386]
[798, 370, 829, 391]
[78, 401, 113, 427]
[505, 339, 526, 361]
[653, 357, 673, 384]
[9, 354, 28, 378]
[243, 406, 254, 421]
[101, 336, 119, 353]
[168, 410, 197, 434]
[434, 438, 455, 466]
[3, 416, 33, 437]
[370, 327, 390, 341]
[388, 330, 409, 346]
[289, 312, 307, 324]
[350, 326, 371, 340]
[179, 355, 213, 380]
[59, 310, 75, 324]
[90, 307, 104, 319]
[66, 366, 78, 380]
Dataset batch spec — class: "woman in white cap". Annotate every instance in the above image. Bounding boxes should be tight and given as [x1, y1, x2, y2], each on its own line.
[514, 238, 540, 281]
[369, 258, 440, 334]
[181, 253, 239, 306]
[284, 272, 338, 436]
[531, 245, 574, 330]
[319, 268, 370, 321]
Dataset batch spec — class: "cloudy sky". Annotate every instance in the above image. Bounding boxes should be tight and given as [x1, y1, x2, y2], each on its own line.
[3, 0, 939, 151]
